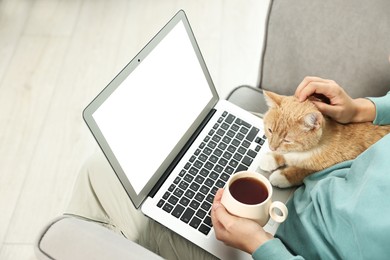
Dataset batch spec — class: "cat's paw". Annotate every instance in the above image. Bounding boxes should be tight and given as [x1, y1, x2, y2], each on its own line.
[269, 170, 292, 188]
[259, 152, 279, 172]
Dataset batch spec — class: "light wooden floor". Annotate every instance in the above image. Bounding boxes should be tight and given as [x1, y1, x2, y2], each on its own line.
[0, 0, 270, 258]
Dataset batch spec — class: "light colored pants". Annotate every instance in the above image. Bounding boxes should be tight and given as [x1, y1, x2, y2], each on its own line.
[66, 150, 217, 260]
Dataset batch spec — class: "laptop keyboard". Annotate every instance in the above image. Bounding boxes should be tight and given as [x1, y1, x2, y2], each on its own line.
[156, 111, 266, 235]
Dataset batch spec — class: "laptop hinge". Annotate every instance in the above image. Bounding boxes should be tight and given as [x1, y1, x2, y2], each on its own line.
[149, 108, 217, 198]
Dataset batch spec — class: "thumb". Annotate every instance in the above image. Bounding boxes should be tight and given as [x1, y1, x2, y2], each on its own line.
[213, 202, 237, 227]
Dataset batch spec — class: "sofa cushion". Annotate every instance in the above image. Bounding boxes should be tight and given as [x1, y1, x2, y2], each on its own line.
[260, 0, 390, 98]
[35, 216, 163, 260]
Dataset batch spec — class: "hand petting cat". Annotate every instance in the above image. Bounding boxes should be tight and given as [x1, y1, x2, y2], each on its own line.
[259, 78, 390, 188]
[295, 76, 376, 123]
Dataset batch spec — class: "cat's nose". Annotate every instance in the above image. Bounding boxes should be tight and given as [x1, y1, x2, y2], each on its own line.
[269, 145, 276, 151]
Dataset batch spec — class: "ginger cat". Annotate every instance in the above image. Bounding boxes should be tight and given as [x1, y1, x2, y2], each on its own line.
[259, 91, 390, 188]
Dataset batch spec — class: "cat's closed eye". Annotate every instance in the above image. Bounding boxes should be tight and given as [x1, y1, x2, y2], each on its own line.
[268, 128, 273, 134]
[283, 138, 292, 144]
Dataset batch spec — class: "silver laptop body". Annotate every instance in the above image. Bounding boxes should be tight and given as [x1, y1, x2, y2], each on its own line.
[83, 10, 293, 259]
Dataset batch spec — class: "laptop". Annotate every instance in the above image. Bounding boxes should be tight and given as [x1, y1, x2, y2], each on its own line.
[83, 10, 294, 259]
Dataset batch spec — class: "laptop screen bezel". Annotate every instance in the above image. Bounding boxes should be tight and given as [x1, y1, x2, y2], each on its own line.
[82, 10, 219, 208]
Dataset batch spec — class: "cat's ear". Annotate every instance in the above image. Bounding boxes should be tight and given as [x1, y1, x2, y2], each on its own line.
[302, 112, 323, 131]
[263, 91, 283, 108]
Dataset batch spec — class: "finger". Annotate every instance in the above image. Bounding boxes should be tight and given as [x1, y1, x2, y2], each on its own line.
[213, 202, 237, 229]
[297, 81, 335, 102]
[213, 188, 224, 204]
[211, 200, 229, 240]
[211, 207, 224, 232]
[211, 189, 225, 228]
[295, 76, 328, 98]
[211, 202, 237, 242]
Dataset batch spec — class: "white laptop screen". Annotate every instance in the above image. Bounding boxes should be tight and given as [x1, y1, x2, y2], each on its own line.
[92, 20, 213, 195]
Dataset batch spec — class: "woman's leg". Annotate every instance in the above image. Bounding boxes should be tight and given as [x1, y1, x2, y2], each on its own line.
[66, 150, 217, 259]
[65, 150, 148, 241]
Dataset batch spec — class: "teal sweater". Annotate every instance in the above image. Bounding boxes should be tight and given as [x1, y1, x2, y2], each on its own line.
[253, 92, 390, 260]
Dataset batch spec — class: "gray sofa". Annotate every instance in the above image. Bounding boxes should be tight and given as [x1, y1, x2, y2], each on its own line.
[35, 0, 390, 259]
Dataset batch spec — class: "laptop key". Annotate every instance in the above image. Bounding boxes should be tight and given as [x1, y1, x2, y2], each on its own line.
[224, 166, 234, 175]
[179, 181, 189, 190]
[190, 182, 200, 191]
[210, 186, 218, 195]
[203, 215, 212, 227]
[180, 208, 195, 223]
[209, 171, 218, 180]
[198, 224, 211, 235]
[203, 147, 212, 155]
[231, 124, 239, 131]
[231, 138, 240, 147]
[204, 162, 214, 170]
[185, 189, 195, 199]
[229, 159, 238, 168]
[236, 164, 248, 173]
[223, 151, 232, 160]
[225, 114, 235, 124]
[163, 203, 174, 213]
[237, 146, 247, 155]
[189, 200, 200, 210]
[168, 184, 175, 192]
[204, 178, 214, 187]
[157, 199, 165, 208]
[184, 174, 194, 183]
[201, 201, 212, 211]
[242, 140, 251, 148]
[195, 192, 205, 202]
[215, 180, 225, 188]
[242, 155, 253, 166]
[163, 192, 170, 200]
[199, 153, 208, 162]
[233, 153, 243, 161]
[247, 149, 257, 158]
[194, 160, 204, 169]
[172, 204, 185, 218]
[168, 195, 179, 205]
[206, 194, 214, 203]
[179, 197, 190, 207]
[189, 217, 202, 229]
[189, 167, 199, 175]
[199, 169, 209, 177]
[200, 185, 210, 194]
[239, 126, 249, 134]
[195, 175, 205, 184]
[218, 158, 228, 166]
[235, 118, 251, 128]
[220, 173, 229, 182]
[246, 127, 259, 141]
[196, 209, 207, 219]
[226, 130, 236, 138]
[221, 122, 229, 130]
[174, 188, 184, 197]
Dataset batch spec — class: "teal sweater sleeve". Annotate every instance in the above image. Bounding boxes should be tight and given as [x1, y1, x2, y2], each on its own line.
[368, 91, 390, 125]
[252, 91, 390, 260]
[252, 239, 303, 260]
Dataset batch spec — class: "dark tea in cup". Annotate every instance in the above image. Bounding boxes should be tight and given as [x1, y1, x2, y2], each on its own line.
[229, 177, 268, 205]
[221, 171, 288, 226]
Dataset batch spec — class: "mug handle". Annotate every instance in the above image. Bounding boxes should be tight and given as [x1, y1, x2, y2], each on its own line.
[269, 201, 288, 223]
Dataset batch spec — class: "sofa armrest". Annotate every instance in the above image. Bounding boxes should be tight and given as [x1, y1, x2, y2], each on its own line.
[35, 216, 163, 260]
[226, 85, 268, 116]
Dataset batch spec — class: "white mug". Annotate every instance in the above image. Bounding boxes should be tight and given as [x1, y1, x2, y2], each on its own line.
[221, 171, 288, 226]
